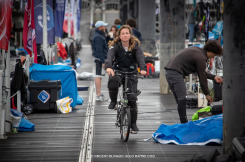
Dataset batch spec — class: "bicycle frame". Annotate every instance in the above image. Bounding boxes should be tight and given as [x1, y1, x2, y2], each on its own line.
[114, 70, 138, 142]
[116, 70, 138, 109]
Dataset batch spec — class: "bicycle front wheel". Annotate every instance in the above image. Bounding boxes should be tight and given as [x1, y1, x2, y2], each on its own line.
[120, 107, 131, 142]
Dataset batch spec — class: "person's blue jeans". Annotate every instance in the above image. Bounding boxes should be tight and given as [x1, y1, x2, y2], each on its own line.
[188, 23, 194, 42]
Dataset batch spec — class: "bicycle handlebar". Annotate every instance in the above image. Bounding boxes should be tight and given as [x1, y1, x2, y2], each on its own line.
[114, 70, 138, 75]
[114, 70, 144, 79]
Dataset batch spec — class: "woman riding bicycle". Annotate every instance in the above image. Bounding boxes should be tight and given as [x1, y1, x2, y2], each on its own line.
[104, 25, 147, 133]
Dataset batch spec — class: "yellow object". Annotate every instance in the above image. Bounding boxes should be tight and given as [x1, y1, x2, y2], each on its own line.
[56, 97, 73, 114]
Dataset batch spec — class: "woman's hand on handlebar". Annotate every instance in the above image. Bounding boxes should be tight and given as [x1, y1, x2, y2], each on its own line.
[140, 70, 147, 76]
[106, 68, 115, 76]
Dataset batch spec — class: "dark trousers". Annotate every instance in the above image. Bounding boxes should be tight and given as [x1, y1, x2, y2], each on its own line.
[108, 75, 138, 124]
[165, 69, 188, 123]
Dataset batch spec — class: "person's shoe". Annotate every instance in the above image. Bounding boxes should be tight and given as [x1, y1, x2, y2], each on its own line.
[136, 89, 141, 96]
[180, 117, 188, 124]
[95, 95, 100, 101]
[108, 101, 116, 110]
[95, 94, 106, 101]
[131, 123, 139, 134]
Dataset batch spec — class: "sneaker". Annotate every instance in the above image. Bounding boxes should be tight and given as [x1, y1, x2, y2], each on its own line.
[108, 101, 117, 110]
[95, 94, 106, 101]
[131, 123, 139, 134]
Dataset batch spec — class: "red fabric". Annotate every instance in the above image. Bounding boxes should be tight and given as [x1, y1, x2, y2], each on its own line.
[146, 63, 155, 76]
[57, 42, 67, 60]
[12, 98, 17, 110]
[210, 58, 214, 69]
[63, 13, 74, 36]
[0, 1, 13, 51]
[23, 0, 37, 63]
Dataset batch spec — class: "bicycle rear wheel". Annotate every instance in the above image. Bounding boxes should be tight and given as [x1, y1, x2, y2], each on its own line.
[120, 107, 131, 142]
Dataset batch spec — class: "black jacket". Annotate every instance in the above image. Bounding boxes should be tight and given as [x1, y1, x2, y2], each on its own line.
[132, 28, 142, 42]
[92, 29, 108, 63]
[105, 42, 146, 72]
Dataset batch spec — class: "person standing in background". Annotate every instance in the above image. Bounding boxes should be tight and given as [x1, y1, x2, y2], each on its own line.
[92, 21, 109, 101]
[114, 18, 121, 29]
[126, 18, 142, 42]
[106, 25, 118, 45]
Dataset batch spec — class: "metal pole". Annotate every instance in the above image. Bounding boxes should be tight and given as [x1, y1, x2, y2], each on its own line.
[68, 0, 71, 38]
[3, 44, 11, 133]
[15, 32, 17, 48]
[90, 0, 94, 26]
[20, 32, 23, 47]
[53, 45, 58, 64]
[17, 91, 21, 112]
[73, 0, 77, 40]
[25, 54, 31, 103]
[43, 0, 48, 64]
[102, 0, 105, 22]
[0, 68, 5, 139]
[189, 74, 193, 92]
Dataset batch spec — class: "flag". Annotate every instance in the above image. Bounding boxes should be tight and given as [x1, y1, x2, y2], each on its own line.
[76, 0, 81, 33]
[63, 0, 74, 36]
[73, 0, 81, 38]
[0, 0, 13, 51]
[54, 0, 66, 37]
[34, 0, 55, 44]
[72, 0, 76, 36]
[23, 0, 37, 63]
[63, 0, 81, 38]
[72, 0, 81, 38]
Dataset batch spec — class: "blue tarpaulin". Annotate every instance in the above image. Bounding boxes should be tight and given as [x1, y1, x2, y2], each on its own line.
[29, 63, 83, 107]
[152, 114, 223, 145]
[11, 109, 35, 132]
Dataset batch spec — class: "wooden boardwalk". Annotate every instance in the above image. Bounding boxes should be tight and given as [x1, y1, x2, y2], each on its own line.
[0, 45, 223, 162]
[92, 77, 223, 162]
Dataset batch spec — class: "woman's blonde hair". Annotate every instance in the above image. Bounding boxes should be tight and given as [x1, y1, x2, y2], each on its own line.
[109, 25, 140, 51]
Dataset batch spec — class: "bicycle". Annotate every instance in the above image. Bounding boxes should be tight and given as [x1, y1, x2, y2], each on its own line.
[114, 70, 140, 142]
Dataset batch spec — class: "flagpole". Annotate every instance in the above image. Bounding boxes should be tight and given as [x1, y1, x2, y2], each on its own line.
[102, 0, 105, 22]
[90, 0, 94, 26]
[73, 0, 77, 40]
[3, 44, 11, 134]
[0, 49, 5, 139]
[68, 0, 71, 38]
[43, 0, 48, 64]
